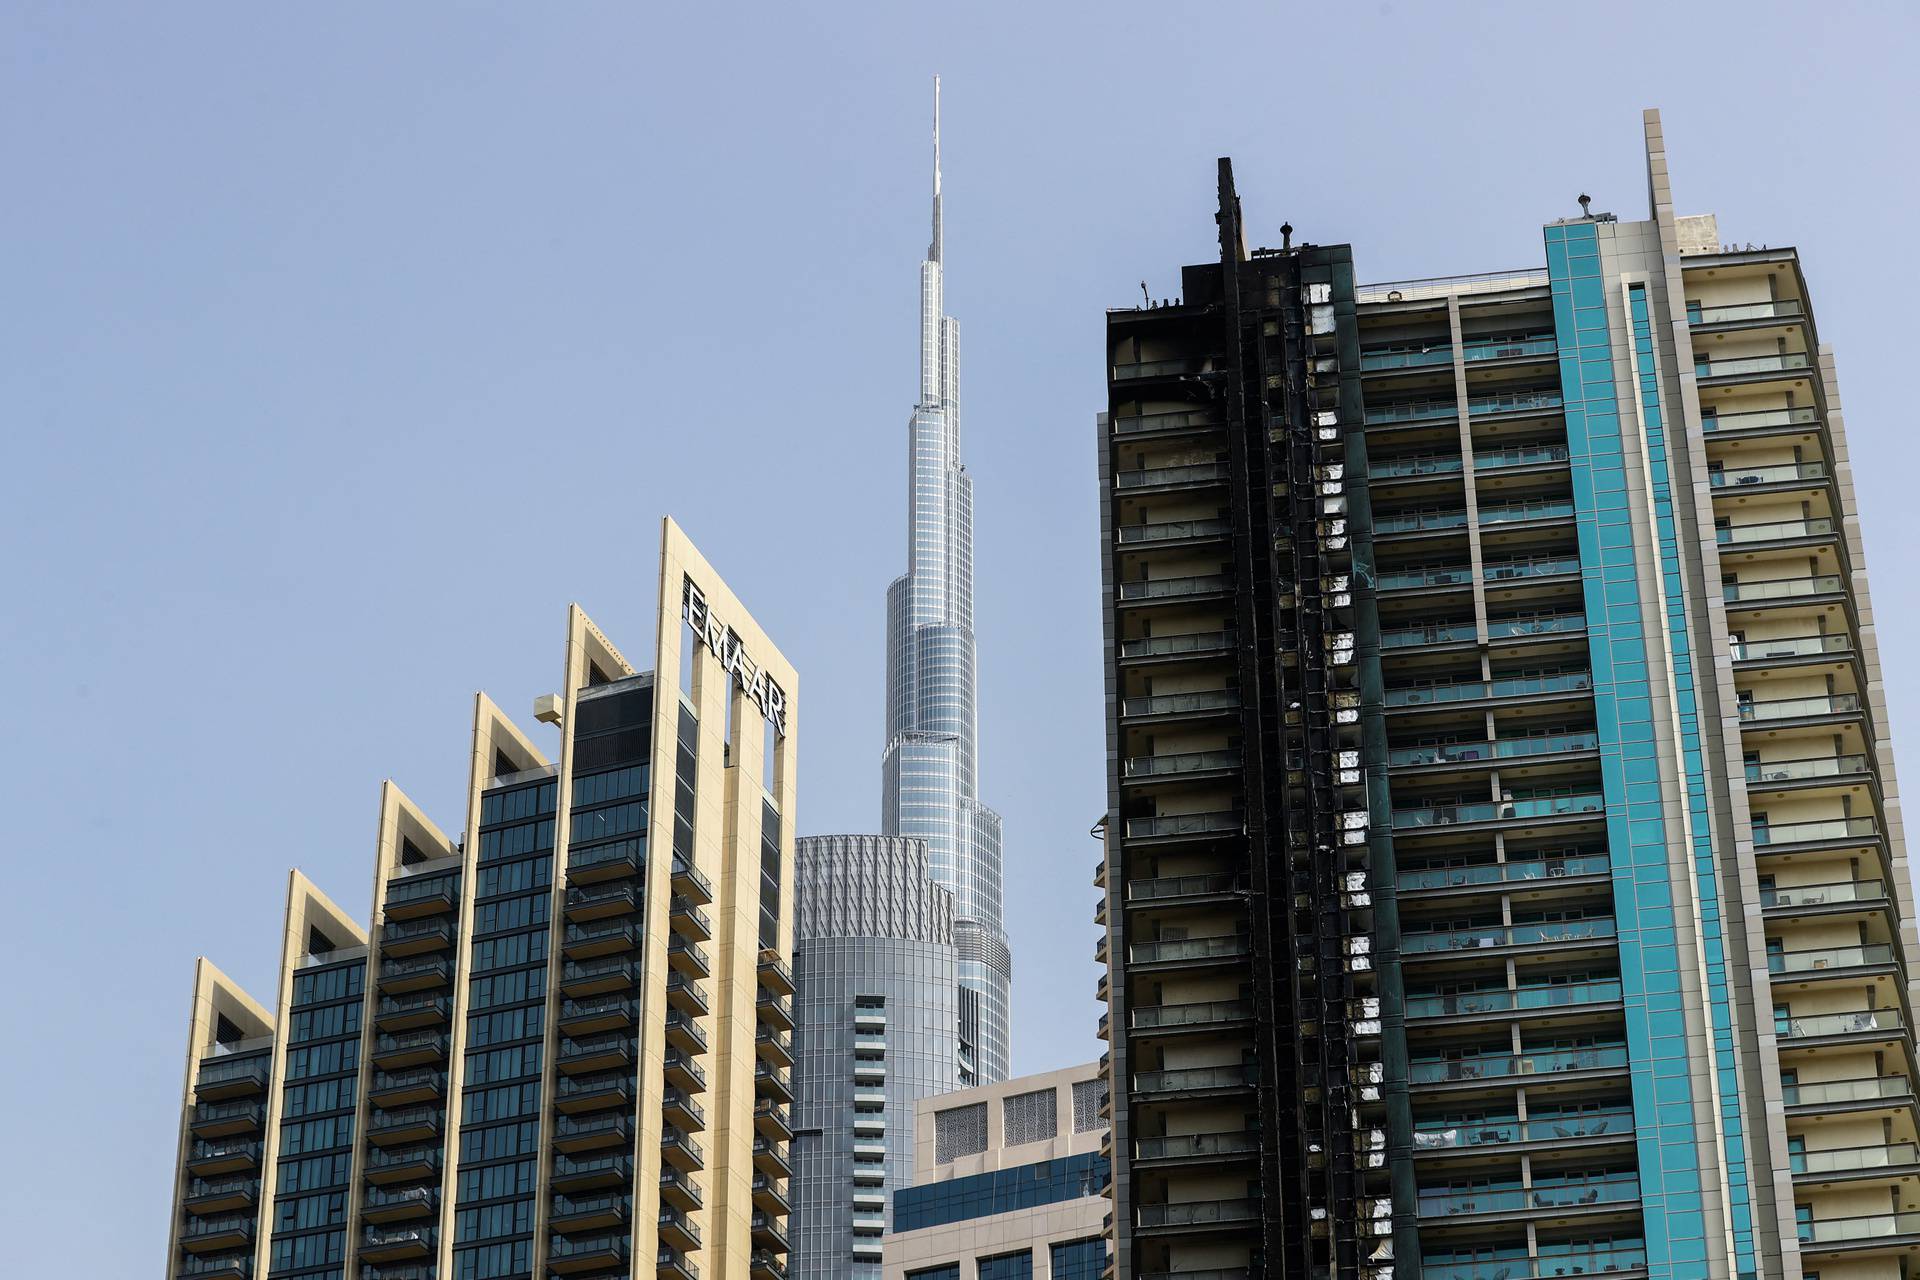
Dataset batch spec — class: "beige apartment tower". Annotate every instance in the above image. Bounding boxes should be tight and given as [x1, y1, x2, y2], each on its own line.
[164, 518, 799, 1280]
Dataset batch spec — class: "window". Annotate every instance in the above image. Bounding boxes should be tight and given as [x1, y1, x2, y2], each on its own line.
[1002, 1089, 1056, 1146]
[1050, 1239, 1106, 1280]
[893, 1153, 1109, 1232]
[907, 1267, 958, 1280]
[1071, 1079, 1108, 1133]
[933, 1101, 987, 1165]
[978, 1251, 1032, 1280]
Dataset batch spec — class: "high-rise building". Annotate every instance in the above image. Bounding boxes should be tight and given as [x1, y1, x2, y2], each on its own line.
[790, 834, 960, 1275]
[164, 519, 800, 1280]
[788, 77, 1013, 1280]
[883, 1063, 1111, 1280]
[1095, 111, 1920, 1280]
[880, 75, 1011, 1084]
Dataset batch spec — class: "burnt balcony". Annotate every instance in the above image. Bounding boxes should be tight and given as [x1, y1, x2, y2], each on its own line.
[1119, 688, 1239, 727]
[659, 1206, 701, 1252]
[664, 1085, 706, 1132]
[1122, 749, 1242, 787]
[558, 1033, 635, 1076]
[667, 971, 710, 1018]
[1131, 1130, 1260, 1171]
[1124, 872, 1244, 913]
[660, 1164, 703, 1212]
[370, 1030, 447, 1071]
[560, 956, 636, 998]
[568, 838, 643, 883]
[549, 1152, 633, 1194]
[565, 881, 640, 923]
[382, 870, 458, 920]
[189, 1099, 265, 1140]
[553, 1110, 635, 1154]
[376, 955, 451, 994]
[1112, 409, 1221, 440]
[670, 894, 713, 941]
[1118, 574, 1232, 609]
[559, 995, 637, 1037]
[672, 857, 714, 906]
[182, 1177, 258, 1216]
[563, 919, 640, 959]
[1118, 629, 1237, 665]
[668, 934, 711, 979]
[380, 917, 453, 957]
[367, 1105, 442, 1147]
[361, 1184, 437, 1224]
[1134, 1197, 1262, 1236]
[361, 1144, 440, 1186]
[367, 1068, 445, 1109]
[1130, 1063, 1258, 1100]
[1127, 933, 1253, 973]
[1123, 810, 1241, 847]
[549, 1191, 631, 1234]
[1129, 999, 1254, 1039]
[374, 992, 449, 1033]
[555, 1070, 634, 1115]
[664, 1048, 707, 1094]
[359, 1225, 432, 1263]
[1114, 462, 1228, 496]
[1115, 518, 1230, 553]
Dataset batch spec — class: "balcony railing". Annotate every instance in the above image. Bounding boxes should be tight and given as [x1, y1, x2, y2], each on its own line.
[1124, 750, 1242, 779]
[1780, 1008, 1903, 1042]
[1697, 352, 1811, 379]
[1132, 1064, 1258, 1094]
[1382, 622, 1476, 649]
[1753, 816, 1878, 848]
[1374, 454, 1465, 479]
[1762, 878, 1884, 909]
[1361, 345, 1455, 371]
[1418, 1175, 1639, 1218]
[1406, 978, 1623, 1020]
[1119, 630, 1235, 660]
[1391, 732, 1598, 768]
[1391, 792, 1605, 829]
[1768, 943, 1895, 974]
[1119, 574, 1230, 601]
[1113, 410, 1219, 435]
[1733, 633, 1851, 662]
[1784, 1075, 1911, 1108]
[1719, 517, 1835, 547]
[1112, 358, 1206, 380]
[1399, 852, 1609, 892]
[1702, 405, 1820, 433]
[1413, 1107, 1633, 1150]
[1130, 999, 1252, 1030]
[1473, 390, 1563, 416]
[1799, 1212, 1920, 1246]
[1726, 575, 1846, 603]
[1488, 613, 1588, 640]
[1481, 498, 1575, 525]
[1135, 1198, 1261, 1228]
[1713, 460, 1827, 489]
[1115, 463, 1227, 489]
[1117, 518, 1229, 544]
[1739, 692, 1859, 722]
[1367, 399, 1456, 425]
[1120, 690, 1238, 717]
[1126, 872, 1240, 902]
[1421, 1248, 1647, 1280]
[1380, 565, 1473, 591]
[1477, 443, 1570, 470]
[1751, 756, 1866, 786]
[1793, 1141, 1920, 1176]
[1374, 509, 1468, 535]
[1133, 1131, 1260, 1161]
[1129, 935, 1251, 965]
[1690, 298, 1804, 325]
[1124, 811, 1240, 839]
[1484, 556, 1580, 581]
[1410, 1044, 1628, 1084]
[1402, 917, 1615, 954]
[1387, 671, 1593, 707]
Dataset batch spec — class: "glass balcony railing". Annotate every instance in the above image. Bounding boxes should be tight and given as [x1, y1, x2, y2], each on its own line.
[1719, 517, 1835, 545]
[1117, 517, 1229, 544]
[1799, 1212, 1920, 1246]
[1795, 1142, 1920, 1176]
[1123, 750, 1242, 778]
[384, 872, 457, 907]
[1398, 852, 1610, 892]
[1124, 811, 1240, 839]
[1113, 410, 1219, 435]
[1131, 1064, 1258, 1094]
[1387, 671, 1593, 707]
[1484, 556, 1581, 581]
[1739, 692, 1860, 722]
[1406, 978, 1623, 1019]
[1413, 1107, 1633, 1150]
[1121, 690, 1238, 717]
[1465, 335, 1558, 362]
[1375, 453, 1465, 479]
[1131, 999, 1252, 1030]
[1112, 358, 1206, 380]
[1418, 1174, 1638, 1218]
[1751, 752, 1866, 782]
[1125, 872, 1239, 902]
[1361, 345, 1455, 371]
[1702, 405, 1820, 434]
[1410, 1044, 1629, 1084]
[1697, 352, 1811, 379]
[1769, 943, 1895, 974]
[1392, 793, 1605, 829]
[1762, 877, 1883, 909]
[1711, 460, 1827, 488]
[1119, 630, 1235, 659]
[1753, 816, 1878, 848]
[1119, 574, 1230, 601]
[195, 1056, 270, 1090]
[1779, 1008, 1903, 1042]
[1374, 509, 1469, 535]
[1488, 613, 1587, 639]
[1477, 443, 1570, 470]
[1733, 633, 1851, 662]
[1380, 565, 1474, 591]
[1481, 498, 1576, 525]
[1382, 622, 1476, 648]
[1690, 298, 1804, 325]
[1402, 917, 1616, 954]
[1724, 574, 1843, 603]
[1390, 732, 1598, 767]
[1115, 463, 1227, 489]
[1133, 1130, 1259, 1161]
[1135, 1198, 1261, 1228]
[1472, 390, 1564, 417]
[1367, 399, 1457, 425]
[552, 1190, 632, 1221]
[1421, 1246, 1648, 1280]
[1784, 1075, 1911, 1108]
[1128, 934, 1252, 965]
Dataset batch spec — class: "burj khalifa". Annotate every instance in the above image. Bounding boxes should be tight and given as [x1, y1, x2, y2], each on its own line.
[879, 76, 1011, 1083]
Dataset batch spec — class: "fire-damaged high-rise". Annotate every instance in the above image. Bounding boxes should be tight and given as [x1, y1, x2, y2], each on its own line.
[1097, 111, 1920, 1280]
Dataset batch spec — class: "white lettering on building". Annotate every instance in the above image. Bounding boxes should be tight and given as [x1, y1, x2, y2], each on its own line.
[682, 577, 789, 737]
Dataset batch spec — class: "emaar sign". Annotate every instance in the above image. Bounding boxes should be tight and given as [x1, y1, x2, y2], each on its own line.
[682, 577, 789, 738]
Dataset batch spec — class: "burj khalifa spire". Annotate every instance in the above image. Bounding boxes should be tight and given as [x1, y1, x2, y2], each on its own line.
[881, 76, 1011, 1083]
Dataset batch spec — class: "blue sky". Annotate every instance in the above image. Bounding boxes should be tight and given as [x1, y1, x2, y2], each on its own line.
[4, 1, 1919, 1268]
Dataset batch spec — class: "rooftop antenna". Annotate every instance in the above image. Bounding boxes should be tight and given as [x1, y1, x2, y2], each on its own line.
[929, 75, 942, 263]
[1141, 281, 1152, 307]
[1281, 222, 1294, 251]
[1578, 193, 1593, 218]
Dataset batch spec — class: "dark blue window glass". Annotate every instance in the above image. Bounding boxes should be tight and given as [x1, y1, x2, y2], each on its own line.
[892, 1153, 1108, 1232]
[978, 1251, 1032, 1280]
[1050, 1238, 1106, 1280]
